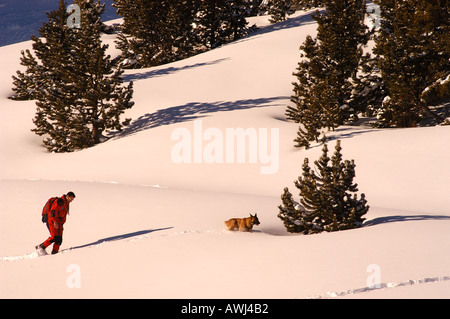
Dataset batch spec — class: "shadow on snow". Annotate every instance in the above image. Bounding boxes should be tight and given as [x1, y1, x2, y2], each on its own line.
[122, 58, 230, 82]
[110, 96, 289, 140]
[65, 227, 173, 252]
[364, 214, 450, 227]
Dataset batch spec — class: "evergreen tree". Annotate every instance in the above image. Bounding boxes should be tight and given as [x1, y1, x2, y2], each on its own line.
[278, 140, 369, 234]
[224, 0, 251, 41]
[286, 0, 369, 148]
[168, 0, 201, 60]
[349, 52, 386, 121]
[296, 0, 324, 10]
[266, 0, 295, 24]
[278, 187, 307, 233]
[373, 0, 449, 127]
[114, 0, 250, 66]
[114, 0, 175, 68]
[28, 0, 133, 152]
[22, 0, 78, 152]
[68, 0, 134, 148]
[10, 50, 41, 100]
[247, 0, 265, 16]
[195, 0, 226, 49]
[195, 0, 249, 49]
[114, 0, 200, 68]
[10, 0, 74, 101]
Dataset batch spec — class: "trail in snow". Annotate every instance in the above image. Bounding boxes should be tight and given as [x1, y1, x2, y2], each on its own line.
[0, 227, 230, 262]
[0, 251, 39, 261]
[311, 276, 450, 298]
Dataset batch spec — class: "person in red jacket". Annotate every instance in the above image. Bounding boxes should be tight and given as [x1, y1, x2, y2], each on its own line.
[36, 192, 75, 255]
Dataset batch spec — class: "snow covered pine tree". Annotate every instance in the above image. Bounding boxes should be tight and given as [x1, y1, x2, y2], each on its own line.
[25, 0, 133, 152]
[278, 140, 369, 234]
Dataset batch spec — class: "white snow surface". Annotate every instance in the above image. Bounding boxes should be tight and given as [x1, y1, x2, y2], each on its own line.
[1, 11, 450, 299]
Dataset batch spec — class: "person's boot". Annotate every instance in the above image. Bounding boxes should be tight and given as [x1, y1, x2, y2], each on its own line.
[35, 243, 47, 256]
[51, 250, 59, 255]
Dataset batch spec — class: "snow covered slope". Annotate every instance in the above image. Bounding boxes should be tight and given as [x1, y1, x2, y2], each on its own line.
[1, 10, 449, 299]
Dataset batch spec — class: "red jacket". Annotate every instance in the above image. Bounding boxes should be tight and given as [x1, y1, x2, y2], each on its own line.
[48, 195, 70, 228]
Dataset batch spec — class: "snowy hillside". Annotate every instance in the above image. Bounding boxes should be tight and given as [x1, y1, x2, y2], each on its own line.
[1, 7, 450, 301]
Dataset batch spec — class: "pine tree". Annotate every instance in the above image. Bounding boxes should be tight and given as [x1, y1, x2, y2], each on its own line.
[349, 52, 386, 120]
[195, 0, 225, 50]
[11, 1, 73, 101]
[195, 0, 228, 49]
[68, 0, 134, 148]
[114, 0, 200, 68]
[373, 0, 449, 127]
[286, 0, 369, 148]
[266, 0, 295, 24]
[247, 0, 265, 16]
[29, 0, 134, 152]
[224, 0, 251, 41]
[278, 140, 369, 234]
[114, 0, 171, 68]
[10, 50, 40, 100]
[168, 0, 201, 60]
[194, 0, 251, 50]
[114, 0, 250, 66]
[23, 0, 78, 152]
[278, 187, 309, 233]
[296, 0, 324, 10]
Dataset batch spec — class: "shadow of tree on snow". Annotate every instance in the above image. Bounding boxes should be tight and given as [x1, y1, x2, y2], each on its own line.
[363, 215, 450, 227]
[110, 96, 289, 140]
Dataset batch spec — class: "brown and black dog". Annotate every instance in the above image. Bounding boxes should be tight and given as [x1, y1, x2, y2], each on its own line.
[224, 213, 260, 232]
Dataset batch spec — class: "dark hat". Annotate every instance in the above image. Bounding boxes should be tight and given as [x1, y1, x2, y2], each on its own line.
[67, 191, 76, 198]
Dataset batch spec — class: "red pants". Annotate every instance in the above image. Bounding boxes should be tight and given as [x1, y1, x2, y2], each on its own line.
[43, 223, 63, 253]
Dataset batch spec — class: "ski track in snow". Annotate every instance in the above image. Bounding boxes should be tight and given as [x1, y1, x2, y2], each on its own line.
[310, 276, 450, 299]
[0, 251, 40, 261]
[0, 228, 228, 262]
